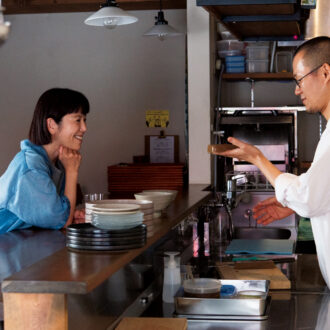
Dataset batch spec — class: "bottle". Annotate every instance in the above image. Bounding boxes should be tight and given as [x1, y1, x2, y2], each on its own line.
[162, 251, 181, 303]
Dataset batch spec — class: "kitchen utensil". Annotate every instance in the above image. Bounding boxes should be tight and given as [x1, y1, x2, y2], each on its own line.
[183, 278, 221, 298]
[175, 280, 270, 318]
[208, 144, 238, 154]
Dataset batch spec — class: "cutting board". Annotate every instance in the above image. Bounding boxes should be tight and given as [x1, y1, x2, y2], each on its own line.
[217, 260, 291, 290]
[116, 317, 188, 330]
[225, 239, 294, 255]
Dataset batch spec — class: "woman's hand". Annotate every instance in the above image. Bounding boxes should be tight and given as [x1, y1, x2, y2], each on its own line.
[73, 209, 85, 224]
[59, 146, 81, 174]
[253, 197, 295, 225]
[60, 146, 81, 227]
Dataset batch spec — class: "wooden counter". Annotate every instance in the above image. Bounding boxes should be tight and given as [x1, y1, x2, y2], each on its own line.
[1, 184, 212, 330]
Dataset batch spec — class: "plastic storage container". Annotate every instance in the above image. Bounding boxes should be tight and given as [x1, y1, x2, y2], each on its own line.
[246, 45, 269, 60]
[217, 40, 244, 58]
[275, 51, 293, 72]
[183, 278, 221, 298]
[246, 59, 269, 73]
[225, 55, 245, 73]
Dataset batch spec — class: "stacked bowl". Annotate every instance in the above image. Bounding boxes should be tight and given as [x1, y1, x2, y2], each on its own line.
[142, 190, 178, 202]
[134, 191, 174, 218]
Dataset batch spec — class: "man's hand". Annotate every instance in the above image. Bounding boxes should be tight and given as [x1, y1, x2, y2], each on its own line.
[212, 137, 263, 165]
[253, 197, 295, 225]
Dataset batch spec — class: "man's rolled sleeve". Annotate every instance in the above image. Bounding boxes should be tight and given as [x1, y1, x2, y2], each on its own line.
[275, 173, 298, 207]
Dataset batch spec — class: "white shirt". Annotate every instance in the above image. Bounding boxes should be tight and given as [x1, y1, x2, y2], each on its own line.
[275, 120, 330, 289]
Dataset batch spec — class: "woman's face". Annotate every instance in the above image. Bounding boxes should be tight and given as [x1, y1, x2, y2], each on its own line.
[51, 110, 87, 151]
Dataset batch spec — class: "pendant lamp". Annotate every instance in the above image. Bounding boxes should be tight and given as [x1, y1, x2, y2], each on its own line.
[143, 0, 181, 40]
[0, 1, 10, 46]
[84, 0, 138, 29]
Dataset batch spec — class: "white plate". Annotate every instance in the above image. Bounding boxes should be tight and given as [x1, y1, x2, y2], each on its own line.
[90, 204, 140, 212]
[91, 210, 139, 215]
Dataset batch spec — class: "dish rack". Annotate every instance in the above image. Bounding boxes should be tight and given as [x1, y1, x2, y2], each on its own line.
[226, 170, 274, 192]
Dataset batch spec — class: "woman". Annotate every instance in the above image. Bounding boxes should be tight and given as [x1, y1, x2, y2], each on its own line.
[0, 88, 89, 233]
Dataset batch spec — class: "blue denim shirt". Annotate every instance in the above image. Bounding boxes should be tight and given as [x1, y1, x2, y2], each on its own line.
[0, 140, 70, 233]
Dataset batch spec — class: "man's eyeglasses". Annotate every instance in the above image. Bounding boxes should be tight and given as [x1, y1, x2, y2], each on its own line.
[294, 64, 323, 88]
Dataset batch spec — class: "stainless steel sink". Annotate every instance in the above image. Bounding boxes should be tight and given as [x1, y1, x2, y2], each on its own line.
[233, 227, 291, 239]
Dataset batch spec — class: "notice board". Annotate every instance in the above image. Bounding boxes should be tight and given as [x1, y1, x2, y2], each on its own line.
[145, 135, 179, 163]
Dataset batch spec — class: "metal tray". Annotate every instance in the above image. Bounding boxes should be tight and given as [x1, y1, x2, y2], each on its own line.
[174, 280, 269, 318]
[174, 296, 271, 321]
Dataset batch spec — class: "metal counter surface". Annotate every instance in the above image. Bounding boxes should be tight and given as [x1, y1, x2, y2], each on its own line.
[142, 253, 329, 329]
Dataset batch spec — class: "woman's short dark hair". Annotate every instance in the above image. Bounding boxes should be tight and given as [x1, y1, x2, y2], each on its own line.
[29, 88, 90, 145]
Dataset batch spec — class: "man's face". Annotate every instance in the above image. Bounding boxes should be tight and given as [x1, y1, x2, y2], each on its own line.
[293, 52, 327, 115]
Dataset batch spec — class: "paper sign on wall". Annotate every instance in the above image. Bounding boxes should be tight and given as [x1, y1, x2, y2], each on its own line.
[146, 110, 169, 128]
[149, 136, 175, 163]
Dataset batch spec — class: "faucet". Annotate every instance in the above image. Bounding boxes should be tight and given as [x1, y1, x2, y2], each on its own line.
[226, 174, 248, 209]
[222, 174, 248, 239]
[245, 78, 255, 108]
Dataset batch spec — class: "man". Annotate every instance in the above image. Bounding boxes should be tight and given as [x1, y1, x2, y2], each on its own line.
[214, 36, 330, 288]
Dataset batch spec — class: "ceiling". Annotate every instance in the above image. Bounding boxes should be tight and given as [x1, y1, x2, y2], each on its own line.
[3, 0, 186, 15]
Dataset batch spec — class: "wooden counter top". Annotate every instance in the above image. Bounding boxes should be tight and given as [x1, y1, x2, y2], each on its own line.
[2, 184, 212, 295]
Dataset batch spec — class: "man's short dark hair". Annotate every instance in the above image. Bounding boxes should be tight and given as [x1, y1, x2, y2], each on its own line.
[294, 36, 330, 68]
[29, 88, 90, 145]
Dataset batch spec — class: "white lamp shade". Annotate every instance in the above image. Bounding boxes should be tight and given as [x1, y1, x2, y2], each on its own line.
[144, 24, 181, 38]
[84, 6, 138, 27]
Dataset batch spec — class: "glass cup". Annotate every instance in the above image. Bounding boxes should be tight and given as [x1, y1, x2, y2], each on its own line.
[84, 193, 108, 223]
[84, 193, 107, 203]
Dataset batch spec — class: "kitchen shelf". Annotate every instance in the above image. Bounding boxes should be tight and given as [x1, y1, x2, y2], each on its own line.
[197, 0, 311, 40]
[222, 72, 293, 80]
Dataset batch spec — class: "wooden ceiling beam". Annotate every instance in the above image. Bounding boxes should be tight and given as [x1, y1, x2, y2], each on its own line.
[3, 0, 186, 15]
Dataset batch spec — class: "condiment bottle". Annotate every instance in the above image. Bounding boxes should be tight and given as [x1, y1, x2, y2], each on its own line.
[162, 251, 181, 303]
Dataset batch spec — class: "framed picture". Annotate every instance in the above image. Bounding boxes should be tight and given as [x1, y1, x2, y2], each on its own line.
[145, 135, 179, 163]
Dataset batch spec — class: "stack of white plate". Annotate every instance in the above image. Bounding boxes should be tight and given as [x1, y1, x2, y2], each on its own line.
[90, 204, 143, 231]
[106, 199, 156, 237]
[86, 199, 156, 237]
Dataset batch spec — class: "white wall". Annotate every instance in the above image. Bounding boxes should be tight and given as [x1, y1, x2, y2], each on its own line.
[187, 1, 211, 185]
[0, 10, 186, 194]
